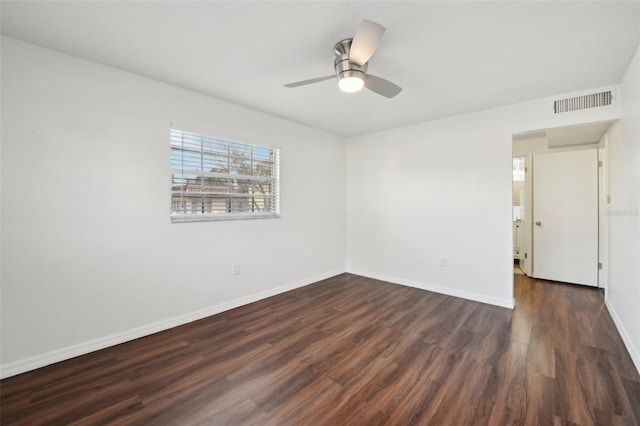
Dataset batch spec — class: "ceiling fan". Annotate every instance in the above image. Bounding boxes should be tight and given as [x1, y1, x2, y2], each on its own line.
[284, 20, 402, 98]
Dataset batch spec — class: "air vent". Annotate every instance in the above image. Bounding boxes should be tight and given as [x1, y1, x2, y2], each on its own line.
[553, 91, 613, 114]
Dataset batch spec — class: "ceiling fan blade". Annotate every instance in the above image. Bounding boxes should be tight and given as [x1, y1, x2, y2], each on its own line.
[365, 75, 402, 98]
[349, 20, 385, 67]
[284, 75, 334, 88]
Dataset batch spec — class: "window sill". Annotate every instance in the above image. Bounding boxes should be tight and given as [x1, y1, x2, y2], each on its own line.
[170, 213, 280, 223]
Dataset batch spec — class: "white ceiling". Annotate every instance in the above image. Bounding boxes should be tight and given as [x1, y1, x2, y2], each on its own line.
[2, 1, 639, 138]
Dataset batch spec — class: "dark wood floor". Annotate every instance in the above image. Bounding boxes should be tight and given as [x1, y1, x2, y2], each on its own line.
[2, 273, 639, 425]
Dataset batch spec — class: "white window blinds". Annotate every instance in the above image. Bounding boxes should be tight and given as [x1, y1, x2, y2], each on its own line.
[170, 128, 280, 222]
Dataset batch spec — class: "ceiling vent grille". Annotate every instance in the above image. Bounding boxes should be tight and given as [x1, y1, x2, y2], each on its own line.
[553, 91, 613, 114]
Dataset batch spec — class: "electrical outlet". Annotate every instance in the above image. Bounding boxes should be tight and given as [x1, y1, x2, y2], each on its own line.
[232, 262, 240, 275]
[440, 258, 447, 267]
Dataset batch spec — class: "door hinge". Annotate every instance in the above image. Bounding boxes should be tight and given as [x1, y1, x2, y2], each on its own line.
[525, 167, 528, 173]
[524, 253, 528, 259]
[598, 262, 603, 270]
[607, 195, 611, 204]
[598, 160, 603, 167]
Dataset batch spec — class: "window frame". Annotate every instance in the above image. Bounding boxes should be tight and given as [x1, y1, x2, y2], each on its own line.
[170, 126, 280, 223]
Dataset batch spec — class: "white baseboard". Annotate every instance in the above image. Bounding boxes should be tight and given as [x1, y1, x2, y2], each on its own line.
[0, 268, 346, 379]
[605, 294, 640, 375]
[346, 267, 515, 309]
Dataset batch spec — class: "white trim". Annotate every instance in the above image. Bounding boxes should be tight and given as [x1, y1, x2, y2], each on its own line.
[0, 268, 346, 379]
[605, 293, 640, 375]
[346, 267, 515, 309]
[171, 212, 280, 223]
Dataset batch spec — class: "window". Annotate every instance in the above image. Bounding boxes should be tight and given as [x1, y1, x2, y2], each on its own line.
[170, 128, 280, 222]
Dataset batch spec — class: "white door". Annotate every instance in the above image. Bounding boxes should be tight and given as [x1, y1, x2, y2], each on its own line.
[532, 149, 598, 286]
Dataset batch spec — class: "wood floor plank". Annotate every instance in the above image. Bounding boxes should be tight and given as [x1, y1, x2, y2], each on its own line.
[580, 345, 636, 419]
[554, 347, 598, 425]
[524, 371, 556, 426]
[427, 354, 493, 425]
[322, 357, 401, 424]
[474, 340, 528, 425]
[2, 272, 639, 425]
[368, 340, 442, 414]
[263, 376, 342, 425]
[527, 324, 557, 378]
[623, 377, 640, 424]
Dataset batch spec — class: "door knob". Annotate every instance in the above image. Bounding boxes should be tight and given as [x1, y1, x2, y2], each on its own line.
[535, 221, 542, 226]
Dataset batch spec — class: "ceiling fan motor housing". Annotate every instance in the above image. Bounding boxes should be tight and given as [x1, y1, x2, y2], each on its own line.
[334, 39, 367, 83]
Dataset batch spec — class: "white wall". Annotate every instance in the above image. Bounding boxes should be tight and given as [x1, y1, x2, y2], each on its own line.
[346, 87, 621, 309]
[346, 110, 516, 307]
[512, 136, 601, 157]
[605, 44, 640, 372]
[0, 37, 346, 377]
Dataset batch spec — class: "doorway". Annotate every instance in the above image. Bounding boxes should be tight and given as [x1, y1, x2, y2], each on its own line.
[512, 121, 613, 288]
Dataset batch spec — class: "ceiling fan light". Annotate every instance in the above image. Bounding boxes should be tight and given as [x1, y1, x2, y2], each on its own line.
[337, 71, 365, 93]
